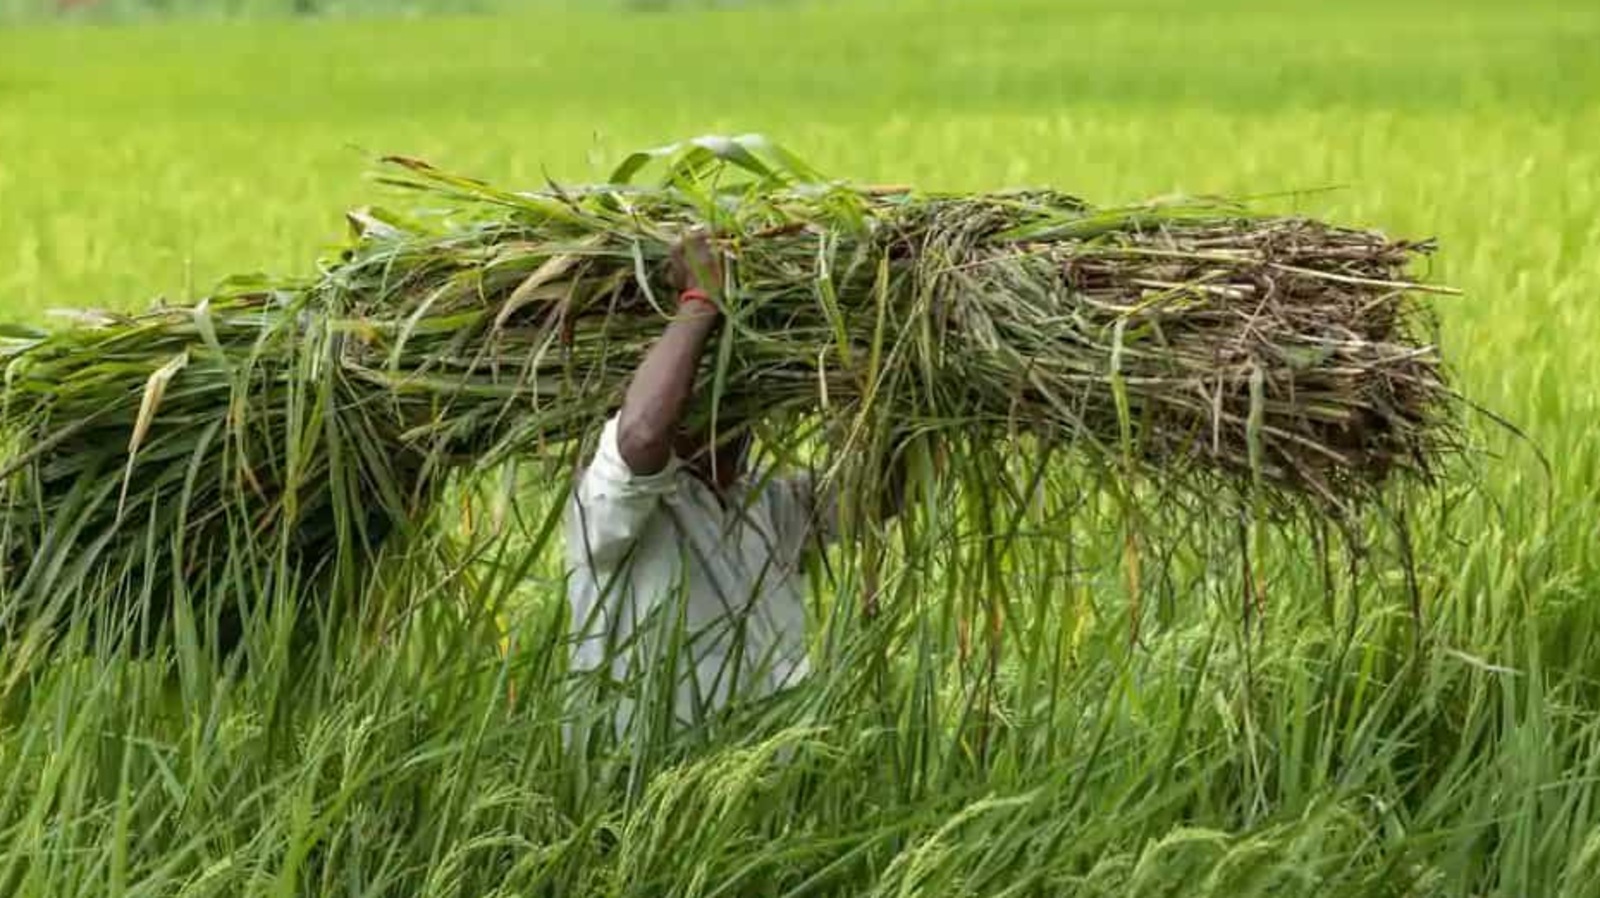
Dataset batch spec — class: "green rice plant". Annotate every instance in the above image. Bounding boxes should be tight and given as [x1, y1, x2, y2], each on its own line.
[1, 480, 1581, 897]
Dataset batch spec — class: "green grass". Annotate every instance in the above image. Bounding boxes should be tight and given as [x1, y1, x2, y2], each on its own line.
[1, 0, 1599, 894]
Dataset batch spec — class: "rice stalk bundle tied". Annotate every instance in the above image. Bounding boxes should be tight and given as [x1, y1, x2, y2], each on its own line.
[0, 136, 1457, 647]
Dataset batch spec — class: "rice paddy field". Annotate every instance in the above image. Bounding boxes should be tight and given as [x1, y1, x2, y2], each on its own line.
[1, 0, 1599, 895]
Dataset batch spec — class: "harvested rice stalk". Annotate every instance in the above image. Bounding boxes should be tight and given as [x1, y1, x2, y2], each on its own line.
[0, 136, 1458, 650]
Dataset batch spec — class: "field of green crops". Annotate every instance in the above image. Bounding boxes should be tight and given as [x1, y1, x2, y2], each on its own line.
[2, 0, 1599, 894]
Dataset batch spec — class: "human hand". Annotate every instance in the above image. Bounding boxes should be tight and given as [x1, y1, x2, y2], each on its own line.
[669, 229, 723, 298]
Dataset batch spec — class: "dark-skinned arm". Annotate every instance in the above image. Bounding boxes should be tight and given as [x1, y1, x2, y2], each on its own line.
[615, 234, 722, 476]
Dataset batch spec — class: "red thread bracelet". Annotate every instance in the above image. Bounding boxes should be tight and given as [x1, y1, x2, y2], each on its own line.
[679, 287, 716, 312]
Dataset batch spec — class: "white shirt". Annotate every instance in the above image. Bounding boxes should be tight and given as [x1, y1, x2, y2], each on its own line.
[565, 417, 831, 725]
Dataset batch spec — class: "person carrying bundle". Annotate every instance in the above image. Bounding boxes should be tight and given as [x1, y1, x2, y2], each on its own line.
[565, 234, 863, 732]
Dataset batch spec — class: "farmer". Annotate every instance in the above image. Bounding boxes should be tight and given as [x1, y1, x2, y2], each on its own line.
[564, 233, 840, 730]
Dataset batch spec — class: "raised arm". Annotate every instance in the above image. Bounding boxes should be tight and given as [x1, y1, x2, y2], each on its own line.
[615, 234, 723, 475]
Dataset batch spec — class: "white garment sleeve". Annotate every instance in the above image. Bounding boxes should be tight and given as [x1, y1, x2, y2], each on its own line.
[568, 416, 679, 567]
[765, 471, 839, 564]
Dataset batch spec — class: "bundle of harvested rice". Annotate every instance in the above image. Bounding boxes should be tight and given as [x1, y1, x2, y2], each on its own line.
[0, 136, 1457, 648]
